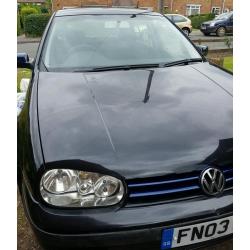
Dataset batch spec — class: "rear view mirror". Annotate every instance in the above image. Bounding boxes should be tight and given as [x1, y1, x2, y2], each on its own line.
[196, 45, 208, 56]
[17, 53, 33, 69]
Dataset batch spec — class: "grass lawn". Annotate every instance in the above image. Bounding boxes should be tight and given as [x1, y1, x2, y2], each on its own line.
[17, 69, 31, 92]
[223, 56, 233, 72]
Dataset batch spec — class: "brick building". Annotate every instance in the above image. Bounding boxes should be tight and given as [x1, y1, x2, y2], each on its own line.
[52, 0, 233, 15]
[165, 0, 233, 16]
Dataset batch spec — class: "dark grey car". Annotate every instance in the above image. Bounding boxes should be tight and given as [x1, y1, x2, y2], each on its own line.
[17, 8, 233, 250]
[200, 12, 233, 36]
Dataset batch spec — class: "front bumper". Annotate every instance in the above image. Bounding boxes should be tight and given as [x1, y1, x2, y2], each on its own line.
[200, 26, 218, 33]
[22, 183, 232, 250]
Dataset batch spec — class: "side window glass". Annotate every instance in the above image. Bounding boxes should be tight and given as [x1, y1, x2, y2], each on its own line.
[166, 15, 173, 21]
[173, 15, 186, 23]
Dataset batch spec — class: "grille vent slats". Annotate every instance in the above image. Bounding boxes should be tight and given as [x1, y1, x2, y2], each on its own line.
[126, 167, 233, 204]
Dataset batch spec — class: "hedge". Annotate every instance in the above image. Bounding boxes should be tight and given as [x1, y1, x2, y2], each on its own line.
[189, 13, 215, 29]
[20, 6, 39, 28]
[41, 6, 49, 14]
[24, 14, 51, 37]
[17, 14, 22, 36]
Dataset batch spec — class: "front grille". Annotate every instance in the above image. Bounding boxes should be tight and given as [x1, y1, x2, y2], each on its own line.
[126, 166, 233, 204]
[201, 23, 209, 28]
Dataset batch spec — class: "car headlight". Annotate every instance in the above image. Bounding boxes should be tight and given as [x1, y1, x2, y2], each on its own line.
[40, 169, 125, 207]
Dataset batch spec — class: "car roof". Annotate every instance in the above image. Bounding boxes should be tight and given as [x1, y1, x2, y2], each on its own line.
[55, 7, 160, 17]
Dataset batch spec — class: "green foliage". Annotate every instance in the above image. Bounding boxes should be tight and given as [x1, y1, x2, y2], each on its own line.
[17, 69, 31, 93]
[189, 13, 215, 29]
[223, 57, 233, 72]
[41, 6, 49, 13]
[164, 8, 174, 14]
[224, 37, 233, 49]
[44, 0, 52, 13]
[17, 14, 22, 36]
[20, 6, 39, 28]
[24, 14, 51, 37]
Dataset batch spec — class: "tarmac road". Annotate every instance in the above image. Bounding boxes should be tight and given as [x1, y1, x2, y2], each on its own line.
[190, 30, 233, 40]
[17, 43, 39, 61]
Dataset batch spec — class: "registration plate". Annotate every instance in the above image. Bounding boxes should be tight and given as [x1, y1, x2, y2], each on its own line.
[161, 216, 232, 249]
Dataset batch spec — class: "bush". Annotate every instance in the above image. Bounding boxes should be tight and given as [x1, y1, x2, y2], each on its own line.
[24, 14, 51, 37]
[189, 13, 215, 29]
[41, 6, 49, 14]
[164, 8, 174, 14]
[20, 6, 39, 28]
[17, 14, 22, 36]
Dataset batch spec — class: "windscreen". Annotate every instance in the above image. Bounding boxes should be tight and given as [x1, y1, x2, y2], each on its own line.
[41, 14, 201, 71]
[215, 12, 232, 20]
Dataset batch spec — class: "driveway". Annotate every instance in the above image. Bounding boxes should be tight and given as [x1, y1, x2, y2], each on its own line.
[189, 30, 233, 50]
[17, 192, 42, 250]
[17, 43, 39, 60]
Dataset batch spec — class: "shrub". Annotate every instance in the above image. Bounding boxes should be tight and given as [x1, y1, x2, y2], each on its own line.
[24, 14, 51, 37]
[20, 6, 39, 28]
[189, 13, 215, 29]
[17, 14, 22, 36]
[164, 8, 174, 14]
[41, 6, 49, 14]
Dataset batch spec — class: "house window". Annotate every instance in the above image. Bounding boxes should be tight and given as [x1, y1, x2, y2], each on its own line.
[211, 6, 221, 15]
[186, 5, 201, 16]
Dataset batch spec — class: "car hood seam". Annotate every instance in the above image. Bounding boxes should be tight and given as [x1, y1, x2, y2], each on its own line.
[81, 74, 117, 154]
[190, 65, 233, 97]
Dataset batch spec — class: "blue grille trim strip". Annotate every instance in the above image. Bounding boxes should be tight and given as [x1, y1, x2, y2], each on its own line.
[128, 176, 199, 188]
[129, 185, 200, 198]
[128, 167, 233, 201]
[223, 169, 233, 174]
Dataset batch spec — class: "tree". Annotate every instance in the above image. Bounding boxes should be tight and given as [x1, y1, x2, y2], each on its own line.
[158, 0, 164, 13]
[45, 0, 52, 12]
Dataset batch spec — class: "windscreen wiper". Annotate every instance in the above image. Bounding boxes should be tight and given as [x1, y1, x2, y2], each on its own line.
[163, 58, 203, 68]
[74, 64, 160, 72]
[143, 70, 154, 103]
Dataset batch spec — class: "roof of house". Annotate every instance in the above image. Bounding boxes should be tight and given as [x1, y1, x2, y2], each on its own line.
[17, 0, 45, 3]
[55, 7, 158, 17]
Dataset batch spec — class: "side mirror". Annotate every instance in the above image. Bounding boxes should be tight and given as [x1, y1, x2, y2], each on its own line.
[196, 45, 208, 56]
[17, 53, 33, 69]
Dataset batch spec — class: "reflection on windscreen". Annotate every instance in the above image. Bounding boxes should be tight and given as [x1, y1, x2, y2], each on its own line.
[43, 14, 201, 71]
[215, 12, 232, 20]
